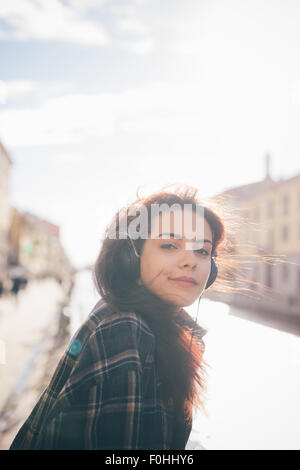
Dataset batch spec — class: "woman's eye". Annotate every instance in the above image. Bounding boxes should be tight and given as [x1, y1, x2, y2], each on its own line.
[160, 244, 210, 256]
[195, 249, 210, 256]
[160, 243, 176, 249]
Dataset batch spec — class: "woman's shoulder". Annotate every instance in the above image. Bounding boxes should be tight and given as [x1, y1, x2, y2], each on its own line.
[84, 300, 156, 363]
[89, 300, 154, 337]
[56, 301, 156, 390]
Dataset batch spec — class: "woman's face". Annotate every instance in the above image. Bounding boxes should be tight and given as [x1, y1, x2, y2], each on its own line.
[139, 208, 213, 307]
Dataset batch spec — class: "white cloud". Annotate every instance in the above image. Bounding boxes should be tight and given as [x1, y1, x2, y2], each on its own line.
[0, 0, 157, 54]
[119, 37, 155, 54]
[0, 81, 209, 146]
[110, 0, 154, 53]
[172, 39, 204, 55]
[116, 17, 149, 35]
[1, 80, 37, 99]
[66, 0, 107, 10]
[0, 82, 6, 104]
[0, 75, 287, 148]
[0, 80, 80, 109]
[0, 80, 242, 146]
[131, 0, 149, 5]
[0, 0, 109, 46]
[0, 82, 188, 146]
[115, 82, 205, 114]
[0, 92, 114, 146]
[109, 0, 147, 18]
[0, 80, 72, 103]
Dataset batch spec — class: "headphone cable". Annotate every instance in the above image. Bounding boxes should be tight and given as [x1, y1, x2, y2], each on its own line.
[188, 294, 202, 355]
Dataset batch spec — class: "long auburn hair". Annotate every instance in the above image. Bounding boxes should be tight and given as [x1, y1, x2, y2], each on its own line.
[93, 185, 225, 426]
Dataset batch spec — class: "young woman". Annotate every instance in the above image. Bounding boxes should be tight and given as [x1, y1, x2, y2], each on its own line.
[9, 186, 225, 450]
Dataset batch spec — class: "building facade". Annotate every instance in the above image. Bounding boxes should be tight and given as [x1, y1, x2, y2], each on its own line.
[0, 139, 74, 296]
[213, 155, 300, 316]
[0, 141, 12, 293]
[16, 212, 74, 294]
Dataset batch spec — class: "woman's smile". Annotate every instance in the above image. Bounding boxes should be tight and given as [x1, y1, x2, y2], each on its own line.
[169, 277, 198, 288]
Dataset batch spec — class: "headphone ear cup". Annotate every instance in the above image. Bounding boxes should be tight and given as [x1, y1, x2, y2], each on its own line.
[205, 258, 218, 289]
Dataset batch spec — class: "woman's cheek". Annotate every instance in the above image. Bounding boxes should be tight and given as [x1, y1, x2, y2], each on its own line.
[159, 253, 175, 269]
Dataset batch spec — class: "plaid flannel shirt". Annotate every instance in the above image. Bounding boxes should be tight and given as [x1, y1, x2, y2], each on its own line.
[9, 299, 206, 450]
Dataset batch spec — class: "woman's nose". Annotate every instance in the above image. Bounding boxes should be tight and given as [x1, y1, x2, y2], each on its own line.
[178, 249, 198, 269]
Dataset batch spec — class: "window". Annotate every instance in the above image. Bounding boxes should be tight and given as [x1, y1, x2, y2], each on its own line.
[282, 194, 289, 216]
[267, 201, 274, 218]
[254, 207, 260, 222]
[282, 225, 289, 241]
[253, 230, 260, 243]
[266, 263, 273, 288]
[282, 263, 289, 281]
[251, 265, 258, 290]
[268, 229, 274, 249]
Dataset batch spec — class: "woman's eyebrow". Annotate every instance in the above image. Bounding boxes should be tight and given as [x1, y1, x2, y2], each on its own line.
[154, 233, 213, 244]
[155, 232, 181, 239]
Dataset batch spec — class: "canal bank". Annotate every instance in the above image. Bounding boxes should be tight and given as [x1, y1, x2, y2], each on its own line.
[205, 290, 300, 337]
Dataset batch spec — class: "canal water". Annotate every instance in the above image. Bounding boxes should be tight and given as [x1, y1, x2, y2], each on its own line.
[70, 270, 300, 450]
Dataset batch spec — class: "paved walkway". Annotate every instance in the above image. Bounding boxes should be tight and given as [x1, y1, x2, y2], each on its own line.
[0, 278, 68, 450]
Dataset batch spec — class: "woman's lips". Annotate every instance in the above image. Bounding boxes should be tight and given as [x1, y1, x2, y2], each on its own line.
[169, 279, 197, 288]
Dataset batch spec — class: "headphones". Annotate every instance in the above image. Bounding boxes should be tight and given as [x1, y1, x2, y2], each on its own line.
[115, 239, 218, 290]
[205, 257, 218, 289]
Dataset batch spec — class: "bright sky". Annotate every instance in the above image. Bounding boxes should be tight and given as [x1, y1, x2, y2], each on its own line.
[0, 0, 300, 268]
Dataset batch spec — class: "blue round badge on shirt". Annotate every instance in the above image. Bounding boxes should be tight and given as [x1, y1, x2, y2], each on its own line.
[68, 338, 82, 356]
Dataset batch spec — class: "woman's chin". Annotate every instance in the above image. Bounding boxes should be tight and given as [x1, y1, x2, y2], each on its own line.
[163, 295, 196, 309]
